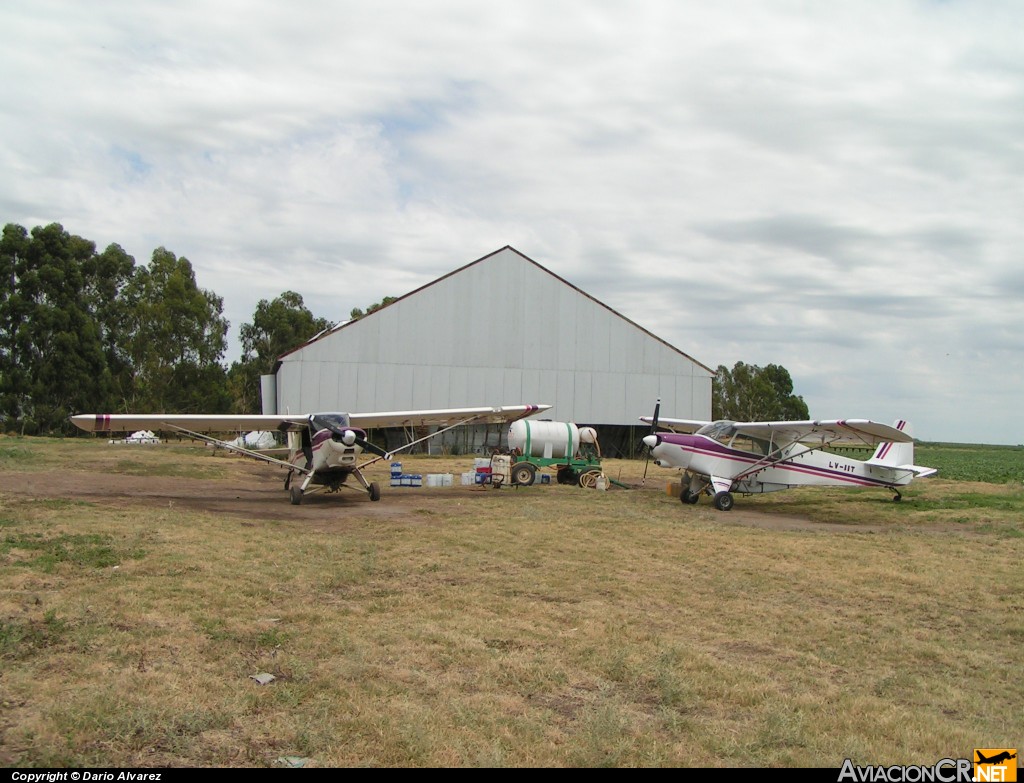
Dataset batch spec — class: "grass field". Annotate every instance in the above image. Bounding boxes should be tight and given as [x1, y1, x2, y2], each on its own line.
[1, 436, 1021, 767]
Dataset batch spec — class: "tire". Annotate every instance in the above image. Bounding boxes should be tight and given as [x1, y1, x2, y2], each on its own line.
[369, 482, 381, 502]
[578, 469, 601, 489]
[556, 467, 576, 485]
[680, 488, 700, 505]
[713, 491, 734, 511]
[511, 462, 537, 486]
[290, 486, 303, 506]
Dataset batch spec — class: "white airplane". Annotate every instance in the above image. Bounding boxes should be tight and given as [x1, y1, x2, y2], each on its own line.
[640, 412, 937, 511]
[71, 405, 550, 505]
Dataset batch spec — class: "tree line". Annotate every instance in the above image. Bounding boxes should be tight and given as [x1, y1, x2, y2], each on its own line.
[2, 221, 808, 436]
[0, 222, 334, 434]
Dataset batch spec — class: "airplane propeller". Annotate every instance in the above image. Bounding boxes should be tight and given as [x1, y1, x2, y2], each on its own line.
[352, 434, 391, 460]
[641, 398, 660, 486]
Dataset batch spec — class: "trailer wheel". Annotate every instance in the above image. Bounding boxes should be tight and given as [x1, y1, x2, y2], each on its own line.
[556, 467, 576, 485]
[511, 462, 537, 486]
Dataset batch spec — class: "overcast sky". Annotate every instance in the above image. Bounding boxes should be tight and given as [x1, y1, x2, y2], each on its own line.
[2, 1, 1021, 444]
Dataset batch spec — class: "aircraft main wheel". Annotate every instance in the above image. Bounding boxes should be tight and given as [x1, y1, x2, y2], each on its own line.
[369, 482, 381, 502]
[511, 462, 537, 486]
[713, 491, 734, 511]
[578, 469, 601, 489]
[290, 486, 303, 506]
[680, 489, 700, 505]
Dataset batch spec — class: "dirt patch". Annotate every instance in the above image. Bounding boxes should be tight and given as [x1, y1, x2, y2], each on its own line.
[0, 458, 848, 533]
[0, 464, 426, 522]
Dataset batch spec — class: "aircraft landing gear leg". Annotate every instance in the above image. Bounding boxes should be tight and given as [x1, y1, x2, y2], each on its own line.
[892, 489, 903, 502]
[713, 491, 735, 511]
[353, 469, 382, 502]
[291, 473, 314, 505]
[284, 470, 293, 490]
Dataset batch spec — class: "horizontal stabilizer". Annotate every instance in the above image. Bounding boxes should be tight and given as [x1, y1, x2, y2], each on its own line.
[900, 464, 938, 478]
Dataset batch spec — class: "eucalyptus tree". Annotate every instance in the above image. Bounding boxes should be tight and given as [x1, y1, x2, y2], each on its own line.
[0, 223, 122, 433]
[229, 291, 331, 413]
[712, 361, 809, 422]
[124, 247, 230, 413]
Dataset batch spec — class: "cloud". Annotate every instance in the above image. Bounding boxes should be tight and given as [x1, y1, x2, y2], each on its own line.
[1, 0, 1022, 443]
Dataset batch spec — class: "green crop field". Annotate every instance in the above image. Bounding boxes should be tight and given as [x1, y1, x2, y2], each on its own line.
[915, 442, 1024, 484]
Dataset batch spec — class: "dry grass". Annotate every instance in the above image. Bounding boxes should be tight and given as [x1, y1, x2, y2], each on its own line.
[0, 439, 1021, 767]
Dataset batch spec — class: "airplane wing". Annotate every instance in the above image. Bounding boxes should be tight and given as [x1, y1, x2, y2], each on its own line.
[70, 413, 311, 433]
[639, 416, 709, 434]
[72, 405, 551, 435]
[731, 419, 914, 447]
[349, 404, 550, 429]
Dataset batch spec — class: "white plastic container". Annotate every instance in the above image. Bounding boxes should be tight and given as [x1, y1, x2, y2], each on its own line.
[491, 455, 511, 485]
[507, 420, 581, 459]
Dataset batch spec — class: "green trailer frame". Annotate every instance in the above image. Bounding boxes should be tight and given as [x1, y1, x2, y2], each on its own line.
[508, 438, 604, 488]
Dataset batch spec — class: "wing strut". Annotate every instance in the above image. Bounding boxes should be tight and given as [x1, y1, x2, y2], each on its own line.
[356, 413, 504, 469]
[732, 436, 840, 483]
[161, 424, 313, 475]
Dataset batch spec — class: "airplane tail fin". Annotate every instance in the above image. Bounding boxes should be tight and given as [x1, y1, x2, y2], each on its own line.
[865, 420, 938, 478]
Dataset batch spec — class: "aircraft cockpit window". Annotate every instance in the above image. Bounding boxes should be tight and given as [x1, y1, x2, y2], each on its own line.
[696, 420, 737, 444]
[730, 435, 771, 456]
[696, 421, 769, 454]
[310, 413, 352, 434]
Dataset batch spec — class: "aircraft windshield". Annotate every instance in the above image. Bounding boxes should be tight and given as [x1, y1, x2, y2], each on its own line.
[309, 413, 352, 434]
[696, 421, 737, 442]
[696, 420, 771, 455]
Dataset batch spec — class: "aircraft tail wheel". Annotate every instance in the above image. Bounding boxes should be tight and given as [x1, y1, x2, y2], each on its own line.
[290, 486, 303, 505]
[713, 491, 734, 511]
[369, 482, 381, 502]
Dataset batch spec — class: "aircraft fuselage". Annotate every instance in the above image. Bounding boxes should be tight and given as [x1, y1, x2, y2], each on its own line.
[647, 432, 919, 494]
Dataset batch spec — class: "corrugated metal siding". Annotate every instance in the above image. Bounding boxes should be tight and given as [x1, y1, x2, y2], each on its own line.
[276, 247, 713, 424]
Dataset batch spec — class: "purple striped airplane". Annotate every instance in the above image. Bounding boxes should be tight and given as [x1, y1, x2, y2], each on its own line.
[640, 411, 936, 511]
[72, 405, 549, 505]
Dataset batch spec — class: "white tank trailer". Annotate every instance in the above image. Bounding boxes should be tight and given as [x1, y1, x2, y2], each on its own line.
[506, 420, 602, 487]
